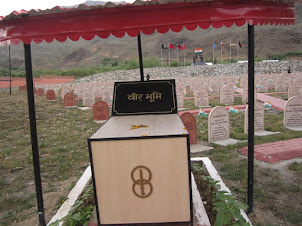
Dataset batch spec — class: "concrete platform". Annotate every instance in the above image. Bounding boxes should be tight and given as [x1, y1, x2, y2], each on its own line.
[286, 126, 302, 131]
[212, 138, 246, 146]
[239, 138, 302, 163]
[78, 107, 92, 110]
[190, 144, 214, 153]
[255, 130, 281, 136]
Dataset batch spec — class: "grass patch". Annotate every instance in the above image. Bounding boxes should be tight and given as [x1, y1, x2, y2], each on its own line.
[288, 162, 302, 176]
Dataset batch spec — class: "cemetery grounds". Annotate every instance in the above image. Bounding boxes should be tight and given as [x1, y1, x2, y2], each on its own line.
[0, 86, 302, 226]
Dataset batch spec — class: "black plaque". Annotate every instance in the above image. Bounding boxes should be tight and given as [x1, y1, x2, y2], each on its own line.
[112, 80, 177, 116]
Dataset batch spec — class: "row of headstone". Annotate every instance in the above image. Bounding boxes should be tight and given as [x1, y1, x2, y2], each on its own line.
[63, 92, 110, 121]
[180, 100, 285, 146]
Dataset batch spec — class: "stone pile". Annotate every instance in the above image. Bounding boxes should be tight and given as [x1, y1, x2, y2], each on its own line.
[74, 60, 302, 84]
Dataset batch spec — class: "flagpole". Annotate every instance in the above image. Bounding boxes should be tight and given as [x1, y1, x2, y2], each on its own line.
[169, 46, 171, 68]
[169, 46, 171, 75]
[177, 45, 179, 67]
[183, 42, 185, 67]
[237, 40, 239, 61]
[213, 43, 214, 63]
[230, 39, 231, 62]
[221, 41, 222, 63]
[160, 44, 163, 67]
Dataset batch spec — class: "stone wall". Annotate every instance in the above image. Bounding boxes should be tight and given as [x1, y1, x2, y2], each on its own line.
[78, 60, 302, 83]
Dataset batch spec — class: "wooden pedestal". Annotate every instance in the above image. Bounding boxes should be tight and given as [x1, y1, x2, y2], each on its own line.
[88, 114, 192, 225]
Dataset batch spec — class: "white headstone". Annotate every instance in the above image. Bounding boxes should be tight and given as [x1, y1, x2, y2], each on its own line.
[208, 106, 230, 143]
[244, 102, 264, 133]
[275, 79, 286, 92]
[240, 76, 248, 88]
[220, 85, 234, 105]
[242, 86, 257, 104]
[194, 89, 209, 106]
[83, 90, 95, 106]
[284, 96, 302, 127]
[288, 83, 302, 99]
[177, 93, 184, 109]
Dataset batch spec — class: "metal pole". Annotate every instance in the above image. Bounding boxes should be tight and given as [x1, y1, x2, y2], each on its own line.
[137, 34, 144, 81]
[9, 45, 12, 95]
[247, 24, 255, 214]
[24, 43, 46, 226]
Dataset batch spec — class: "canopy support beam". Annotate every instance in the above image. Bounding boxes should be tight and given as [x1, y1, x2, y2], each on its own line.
[24, 43, 46, 226]
[247, 24, 255, 214]
[137, 34, 144, 81]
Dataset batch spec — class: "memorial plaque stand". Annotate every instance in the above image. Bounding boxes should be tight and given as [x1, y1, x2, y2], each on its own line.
[88, 80, 192, 225]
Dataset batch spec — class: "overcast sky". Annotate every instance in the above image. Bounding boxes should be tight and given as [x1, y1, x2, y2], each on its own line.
[0, 0, 134, 17]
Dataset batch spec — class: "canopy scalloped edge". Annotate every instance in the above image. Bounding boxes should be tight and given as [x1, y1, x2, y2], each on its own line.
[0, 0, 295, 46]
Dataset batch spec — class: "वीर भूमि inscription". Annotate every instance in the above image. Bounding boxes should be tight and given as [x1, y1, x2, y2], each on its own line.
[127, 91, 163, 103]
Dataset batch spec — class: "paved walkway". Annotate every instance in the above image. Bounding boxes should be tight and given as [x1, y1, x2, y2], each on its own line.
[0, 76, 74, 89]
[239, 138, 302, 163]
[236, 88, 286, 111]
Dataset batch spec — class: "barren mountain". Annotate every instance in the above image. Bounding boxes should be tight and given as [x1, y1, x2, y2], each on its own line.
[0, 3, 301, 70]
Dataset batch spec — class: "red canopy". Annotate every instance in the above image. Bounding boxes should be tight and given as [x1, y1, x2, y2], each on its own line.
[0, 0, 297, 46]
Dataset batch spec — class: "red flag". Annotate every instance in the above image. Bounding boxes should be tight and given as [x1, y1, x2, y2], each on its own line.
[169, 44, 176, 49]
[178, 43, 186, 49]
[221, 41, 224, 49]
[238, 41, 242, 48]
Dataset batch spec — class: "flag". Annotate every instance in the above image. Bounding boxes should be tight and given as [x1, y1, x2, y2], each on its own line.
[213, 42, 217, 49]
[199, 108, 208, 117]
[238, 41, 242, 48]
[209, 87, 213, 92]
[169, 44, 176, 49]
[221, 41, 224, 49]
[178, 43, 186, 49]
[161, 44, 168, 49]
[264, 101, 272, 108]
[194, 48, 203, 53]
[230, 40, 237, 47]
[229, 106, 239, 113]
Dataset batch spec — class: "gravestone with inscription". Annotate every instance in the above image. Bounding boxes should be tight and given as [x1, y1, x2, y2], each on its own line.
[37, 88, 45, 96]
[46, 90, 56, 101]
[275, 79, 286, 92]
[83, 90, 95, 107]
[208, 106, 230, 143]
[240, 76, 248, 88]
[284, 96, 302, 128]
[64, 93, 76, 107]
[288, 83, 302, 99]
[242, 86, 257, 104]
[181, 112, 197, 144]
[177, 93, 184, 109]
[244, 102, 264, 133]
[220, 85, 234, 105]
[194, 89, 209, 106]
[93, 101, 109, 121]
[102, 89, 112, 104]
